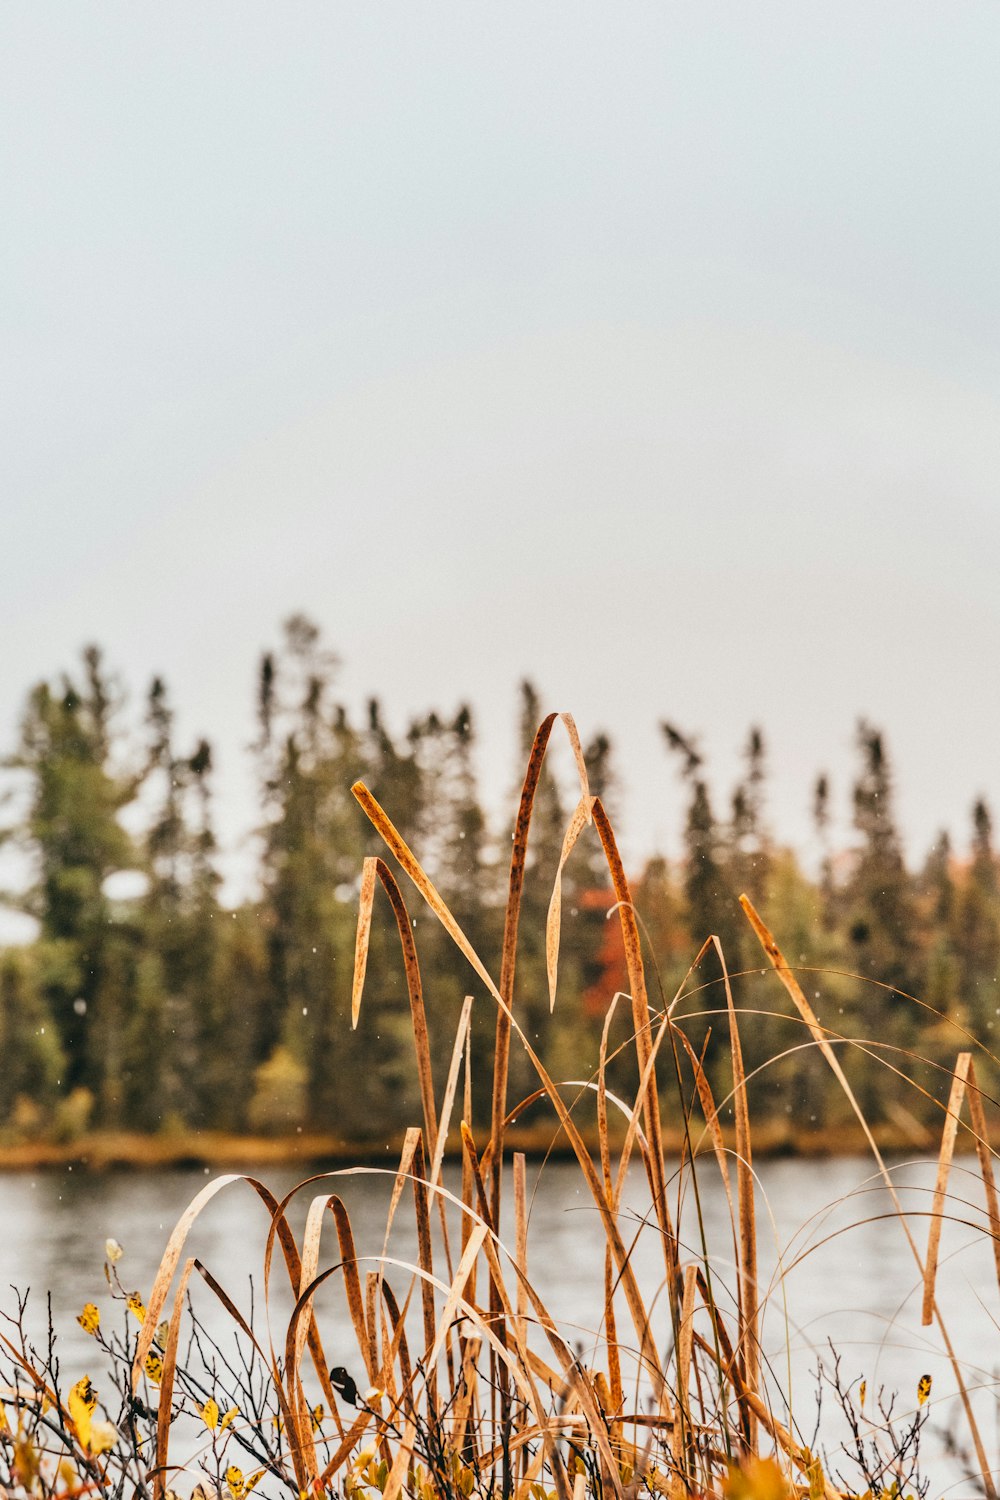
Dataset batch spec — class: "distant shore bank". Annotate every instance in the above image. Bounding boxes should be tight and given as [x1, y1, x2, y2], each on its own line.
[0, 1115, 946, 1171]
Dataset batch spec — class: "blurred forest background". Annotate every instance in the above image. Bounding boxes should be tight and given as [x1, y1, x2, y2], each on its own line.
[1, 615, 996, 1148]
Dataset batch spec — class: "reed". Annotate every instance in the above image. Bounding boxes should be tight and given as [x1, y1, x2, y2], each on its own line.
[2, 716, 999, 1500]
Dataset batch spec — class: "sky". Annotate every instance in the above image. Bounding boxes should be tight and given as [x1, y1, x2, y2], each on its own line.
[3, 3, 1000, 918]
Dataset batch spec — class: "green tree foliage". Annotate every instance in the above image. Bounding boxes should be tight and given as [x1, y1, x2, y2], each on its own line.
[955, 799, 1000, 1036]
[2, 633, 999, 1146]
[6, 648, 140, 1116]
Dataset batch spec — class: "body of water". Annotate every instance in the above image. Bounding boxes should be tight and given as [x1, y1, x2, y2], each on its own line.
[2, 1154, 997, 1495]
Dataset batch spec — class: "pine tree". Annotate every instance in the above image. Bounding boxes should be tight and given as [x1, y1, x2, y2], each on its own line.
[730, 727, 770, 907]
[0, 949, 64, 1126]
[955, 799, 1000, 1038]
[662, 723, 745, 1094]
[7, 648, 140, 1116]
[844, 721, 920, 1114]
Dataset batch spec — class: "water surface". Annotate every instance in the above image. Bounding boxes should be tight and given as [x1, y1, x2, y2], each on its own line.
[3, 1154, 996, 1494]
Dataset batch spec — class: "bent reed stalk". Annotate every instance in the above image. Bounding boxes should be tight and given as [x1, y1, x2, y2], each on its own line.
[3, 716, 1000, 1500]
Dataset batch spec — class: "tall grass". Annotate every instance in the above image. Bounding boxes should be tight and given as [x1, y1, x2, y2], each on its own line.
[3, 714, 1000, 1500]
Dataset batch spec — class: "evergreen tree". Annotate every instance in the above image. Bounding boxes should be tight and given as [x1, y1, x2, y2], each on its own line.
[916, 830, 960, 1026]
[6, 648, 140, 1117]
[955, 799, 1000, 1037]
[812, 773, 836, 930]
[0, 950, 64, 1126]
[844, 721, 920, 1114]
[662, 723, 745, 1093]
[730, 727, 770, 907]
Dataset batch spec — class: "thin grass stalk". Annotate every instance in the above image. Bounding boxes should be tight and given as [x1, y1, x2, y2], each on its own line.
[513, 1151, 528, 1357]
[670, 1264, 698, 1493]
[328, 1197, 374, 1386]
[491, 712, 590, 1224]
[353, 858, 438, 1149]
[923, 1051, 973, 1325]
[715, 937, 759, 1452]
[592, 800, 678, 1287]
[408, 1133, 438, 1413]
[740, 892, 997, 1500]
[486, 714, 589, 1494]
[152, 1255, 197, 1500]
[669, 1025, 744, 1458]
[964, 1056, 1000, 1300]
[546, 795, 597, 1012]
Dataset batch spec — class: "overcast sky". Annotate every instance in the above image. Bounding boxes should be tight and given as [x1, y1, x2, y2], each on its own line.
[3, 4, 999, 911]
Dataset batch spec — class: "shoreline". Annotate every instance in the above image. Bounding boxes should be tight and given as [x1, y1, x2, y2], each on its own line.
[0, 1116, 948, 1171]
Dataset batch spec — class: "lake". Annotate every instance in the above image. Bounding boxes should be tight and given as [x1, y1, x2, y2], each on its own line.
[2, 1154, 997, 1495]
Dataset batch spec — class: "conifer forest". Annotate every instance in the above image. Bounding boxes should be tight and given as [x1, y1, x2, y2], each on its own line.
[1, 615, 997, 1151]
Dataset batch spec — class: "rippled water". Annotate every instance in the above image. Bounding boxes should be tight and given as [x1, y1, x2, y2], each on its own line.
[2, 1154, 997, 1494]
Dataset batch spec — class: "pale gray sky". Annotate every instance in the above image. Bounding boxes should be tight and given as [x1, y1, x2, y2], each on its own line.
[3, 3, 999, 907]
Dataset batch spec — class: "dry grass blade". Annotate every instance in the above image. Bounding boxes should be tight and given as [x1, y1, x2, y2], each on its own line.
[491, 711, 558, 1222]
[153, 1256, 197, 1500]
[424, 1220, 489, 1377]
[964, 1056, 1000, 1301]
[740, 892, 997, 1499]
[673, 1027, 736, 1234]
[408, 1133, 438, 1406]
[923, 1051, 972, 1326]
[429, 993, 473, 1186]
[591, 800, 676, 1279]
[132, 1173, 305, 1393]
[491, 712, 590, 1217]
[329, 1196, 374, 1385]
[546, 795, 596, 1011]
[352, 856, 378, 1030]
[715, 935, 759, 1449]
[671, 1265, 698, 1483]
[514, 1150, 528, 1353]
[352, 781, 496, 994]
[356, 859, 438, 1149]
[921, 1052, 1000, 1323]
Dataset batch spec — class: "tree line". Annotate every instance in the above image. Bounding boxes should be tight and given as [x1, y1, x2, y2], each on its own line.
[0, 615, 997, 1145]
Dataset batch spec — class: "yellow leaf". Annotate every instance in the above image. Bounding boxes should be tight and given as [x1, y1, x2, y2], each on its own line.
[201, 1398, 220, 1431]
[859, 1379, 866, 1409]
[226, 1466, 246, 1500]
[311, 1404, 325, 1431]
[723, 1457, 792, 1500]
[154, 1320, 170, 1349]
[127, 1292, 146, 1324]
[68, 1376, 97, 1451]
[77, 1303, 100, 1336]
[917, 1373, 932, 1406]
[14, 1434, 40, 1486]
[105, 1239, 123, 1264]
[220, 1407, 239, 1431]
[144, 1351, 163, 1386]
